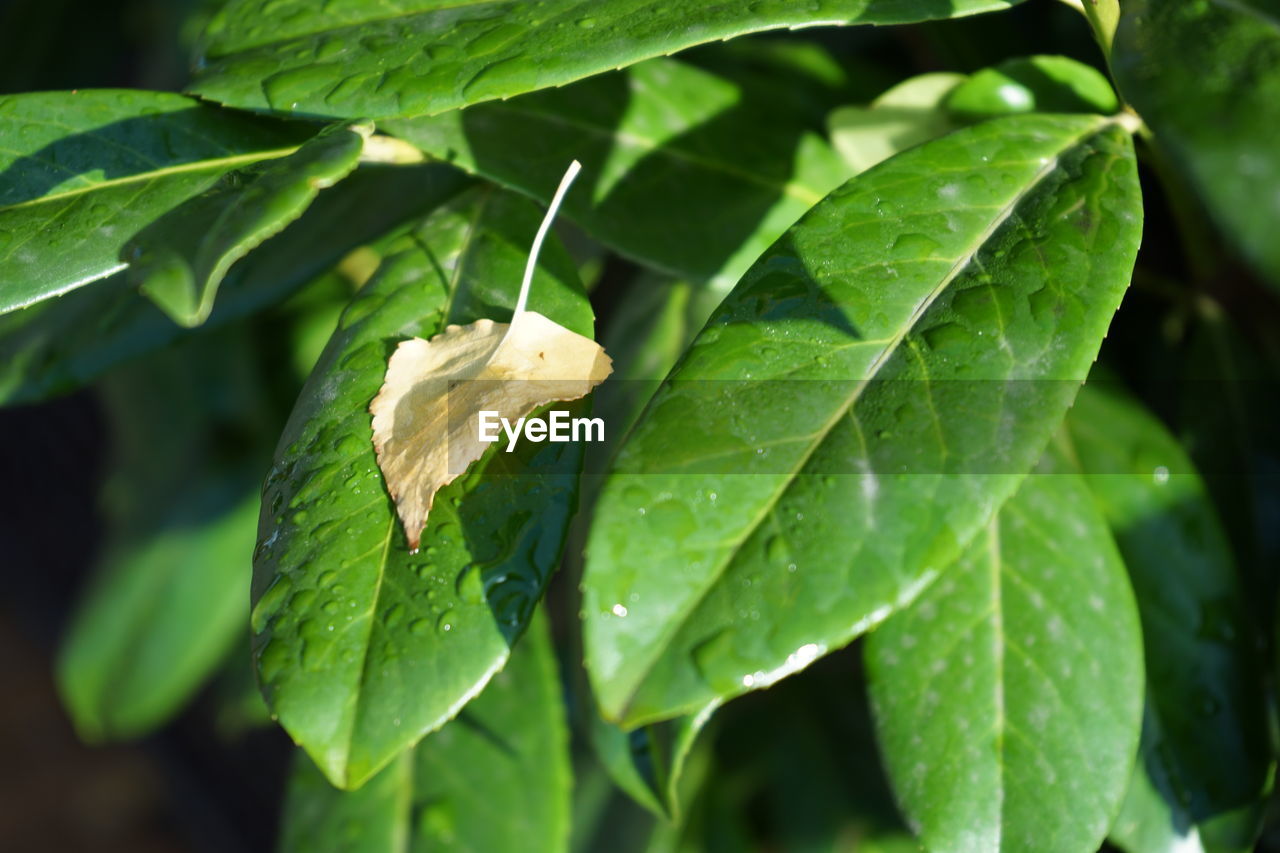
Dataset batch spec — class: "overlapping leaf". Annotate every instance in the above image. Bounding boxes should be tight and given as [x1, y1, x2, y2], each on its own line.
[189, 0, 1025, 120]
[1113, 0, 1280, 286]
[0, 90, 314, 313]
[123, 123, 366, 326]
[582, 113, 1143, 726]
[828, 73, 966, 175]
[0, 163, 468, 406]
[387, 58, 851, 290]
[279, 612, 570, 853]
[251, 185, 594, 789]
[1054, 385, 1271, 853]
[866, 474, 1144, 853]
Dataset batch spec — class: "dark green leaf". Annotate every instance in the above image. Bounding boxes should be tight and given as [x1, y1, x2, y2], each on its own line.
[828, 72, 967, 175]
[866, 473, 1144, 853]
[582, 113, 1143, 726]
[189, 0, 1026, 120]
[386, 58, 851, 289]
[1053, 385, 1271, 853]
[0, 163, 468, 407]
[1113, 0, 1280, 286]
[124, 123, 366, 327]
[279, 611, 570, 852]
[252, 186, 594, 789]
[945, 55, 1118, 122]
[0, 90, 314, 313]
[56, 331, 269, 739]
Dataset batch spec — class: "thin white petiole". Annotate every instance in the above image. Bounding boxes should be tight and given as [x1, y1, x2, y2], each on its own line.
[512, 159, 582, 320]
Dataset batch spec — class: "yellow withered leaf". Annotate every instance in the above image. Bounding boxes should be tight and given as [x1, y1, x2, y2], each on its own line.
[369, 162, 612, 550]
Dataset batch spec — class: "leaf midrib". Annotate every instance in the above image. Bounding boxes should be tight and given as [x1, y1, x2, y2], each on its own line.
[611, 117, 1110, 721]
[0, 146, 299, 212]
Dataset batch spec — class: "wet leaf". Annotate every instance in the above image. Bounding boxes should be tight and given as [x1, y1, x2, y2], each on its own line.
[866, 473, 1144, 853]
[1053, 385, 1272, 853]
[251, 185, 594, 789]
[279, 611, 570, 853]
[1113, 0, 1280, 286]
[582, 113, 1143, 726]
[189, 0, 1026, 120]
[124, 123, 367, 327]
[0, 90, 314, 314]
[386, 58, 851, 290]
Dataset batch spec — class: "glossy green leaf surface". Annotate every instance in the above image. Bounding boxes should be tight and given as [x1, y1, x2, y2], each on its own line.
[583, 113, 1143, 726]
[56, 332, 268, 739]
[1053, 386, 1271, 853]
[828, 72, 966, 175]
[190, 0, 1024, 120]
[386, 58, 851, 289]
[251, 186, 594, 789]
[124, 123, 366, 327]
[0, 163, 469, 407]
[867, 473, 1144, 853]
[279, 612, 570, 853]
[1113, 0, 1280, 286]
[945, 55, 1118, 122]
[0, 90, 313, 313]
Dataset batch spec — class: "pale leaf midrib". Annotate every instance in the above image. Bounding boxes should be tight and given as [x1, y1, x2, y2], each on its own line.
[0, 147, 299, 212]
[612, 117, 1109, 721]
[988, 520, 1006, 851]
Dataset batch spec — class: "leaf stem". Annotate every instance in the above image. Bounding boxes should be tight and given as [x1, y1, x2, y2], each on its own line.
[514, 160, 582, 319]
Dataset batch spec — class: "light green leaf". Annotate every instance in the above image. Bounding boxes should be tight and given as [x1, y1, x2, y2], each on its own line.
[945, 55, 1118, 122]
[828, 73, 967, 174]
[866, 473, 1144, 853]
[386, 58, 851, 290]
[1053, 385, 1272, 853]
[124, 123, 367, 327]
[582, 113, 1143, 727]
[252, 186, 594, 789]
[278, 611, 570, 853]
[56, 331, 267, 739]
[0, 90, 314, 314]
[189, 0, 1026, 120]
[1113, 0, 1280, 286]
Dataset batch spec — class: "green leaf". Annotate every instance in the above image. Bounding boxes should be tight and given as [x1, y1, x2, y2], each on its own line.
[386, 58, 851, 290]
[866, 473, 1144, 853]
[279, 611, 570, 852]
[0, 90, 314, 314]
[945, 55, 1119, 122]
[252, 186, 594, 789]
[189, 0, 1026, 121]
[124, 123, 367, 327]
[0, 163, 469, 407]
[1113, 0, 1280, 286]
[589, 703, 716, 820]
[1052, 385, 1272, 853]
[582, 113, 1143, 727]
[828, 73, 967, 175]
[56, 331, 268, 739]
